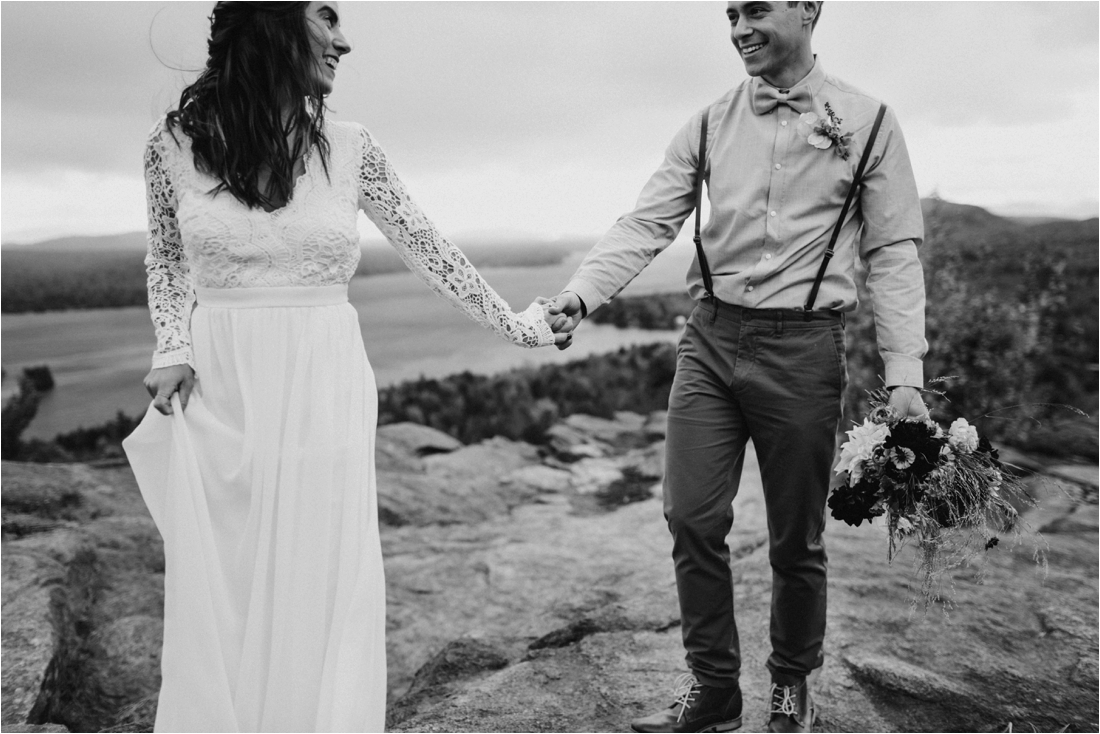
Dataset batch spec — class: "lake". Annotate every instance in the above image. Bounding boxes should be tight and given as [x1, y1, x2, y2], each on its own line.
[2, 245, 697, 439]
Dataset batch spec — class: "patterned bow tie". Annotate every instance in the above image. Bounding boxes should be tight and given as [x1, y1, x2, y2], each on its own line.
[752, 82, 813, 115]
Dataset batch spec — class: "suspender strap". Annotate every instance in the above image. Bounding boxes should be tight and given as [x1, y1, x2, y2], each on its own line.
[693, 110, 714, 301]
[804, 102, 888, 314]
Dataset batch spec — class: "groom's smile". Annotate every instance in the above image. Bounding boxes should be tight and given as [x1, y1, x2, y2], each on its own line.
[739, 41, 767, 57]
[727, 1, 816, 89]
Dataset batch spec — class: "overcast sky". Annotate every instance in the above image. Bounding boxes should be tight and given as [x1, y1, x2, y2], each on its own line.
[2, 1, 1097, 244]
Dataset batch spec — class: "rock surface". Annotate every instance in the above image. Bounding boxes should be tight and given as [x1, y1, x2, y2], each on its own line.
[2, 415, 1097, 733]
[383, 421, 1098, 734]
[2, 547, 68, 726]
[2, 462, 161, 733]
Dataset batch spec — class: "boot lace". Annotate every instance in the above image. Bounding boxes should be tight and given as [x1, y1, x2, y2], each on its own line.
[672, 673, 702, 722]
[767, 683, 800, 720]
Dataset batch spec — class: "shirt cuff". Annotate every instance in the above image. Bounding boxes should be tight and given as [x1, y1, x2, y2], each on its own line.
[562, 279, 603, 317]
[882, 354, 923, 389]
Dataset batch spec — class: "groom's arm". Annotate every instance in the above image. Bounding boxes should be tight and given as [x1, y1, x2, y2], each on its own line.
[857, 106, 928, 418]
[553, 113, 706, 325]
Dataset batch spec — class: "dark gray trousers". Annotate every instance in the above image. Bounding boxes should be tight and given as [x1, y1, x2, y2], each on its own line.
[663, 299, 846, 687]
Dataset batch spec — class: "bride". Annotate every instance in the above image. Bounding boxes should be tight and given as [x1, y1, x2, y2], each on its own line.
[123, 2, 572, 731]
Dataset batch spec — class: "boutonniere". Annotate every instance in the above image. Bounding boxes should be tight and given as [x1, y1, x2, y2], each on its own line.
[798, 102, 853, 161]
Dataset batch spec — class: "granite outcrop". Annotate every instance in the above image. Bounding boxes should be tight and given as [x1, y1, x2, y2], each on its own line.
[2, 413, 1097, 732]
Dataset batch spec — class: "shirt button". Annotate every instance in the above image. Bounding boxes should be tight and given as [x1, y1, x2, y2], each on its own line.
[774, 163, 782, 170]
[747, 286, 755, 292]
[769, 211, 777, 217]
[781, 120, 788, 126]
[765, 253, 772, 260]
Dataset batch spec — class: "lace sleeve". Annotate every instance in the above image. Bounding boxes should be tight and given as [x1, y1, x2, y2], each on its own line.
[144, 123, 195, 369]
[354, 127, 554, 349]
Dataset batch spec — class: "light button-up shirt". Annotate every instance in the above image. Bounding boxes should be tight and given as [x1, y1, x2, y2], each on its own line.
[563, 60, 927, 387]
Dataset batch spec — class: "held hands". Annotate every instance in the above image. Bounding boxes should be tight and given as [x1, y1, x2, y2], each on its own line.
[143, 364, 196, 416]
[888, 385, 929, 421]
[542, 292, 586, 350]
[537, 295, 580, 348]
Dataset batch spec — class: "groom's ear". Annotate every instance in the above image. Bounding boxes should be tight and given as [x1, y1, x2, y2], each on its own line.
[800, 1, 822, 32]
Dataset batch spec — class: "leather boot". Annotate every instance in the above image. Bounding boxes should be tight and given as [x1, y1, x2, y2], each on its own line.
[630, 674, 742, 733]
[764, 678, 815, 733]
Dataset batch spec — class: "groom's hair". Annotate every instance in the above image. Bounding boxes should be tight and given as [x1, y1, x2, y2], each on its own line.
[787, 1, 823, 31]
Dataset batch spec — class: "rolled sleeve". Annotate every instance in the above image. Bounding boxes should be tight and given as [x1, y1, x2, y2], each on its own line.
[859, 107, 927, 388]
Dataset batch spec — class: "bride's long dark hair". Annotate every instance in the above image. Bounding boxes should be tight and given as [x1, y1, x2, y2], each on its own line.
[167, 1, 330, 210]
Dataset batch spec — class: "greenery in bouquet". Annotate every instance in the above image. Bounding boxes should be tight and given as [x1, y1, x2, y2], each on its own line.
[828, 389, 1046, 607]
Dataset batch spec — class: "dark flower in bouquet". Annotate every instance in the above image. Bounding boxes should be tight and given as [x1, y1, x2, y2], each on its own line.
[827, 475, 884, 527]
[976, 435, 1001, 467]
[880, 419, 943, 482]
[829, 392, 1044, 607]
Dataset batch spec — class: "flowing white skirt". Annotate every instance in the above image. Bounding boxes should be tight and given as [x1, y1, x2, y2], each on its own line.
[123, 285, 386, 733]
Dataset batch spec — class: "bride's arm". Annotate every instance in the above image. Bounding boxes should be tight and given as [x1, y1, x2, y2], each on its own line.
[353, 126, 558, 349]
[143, 122, 196, 413]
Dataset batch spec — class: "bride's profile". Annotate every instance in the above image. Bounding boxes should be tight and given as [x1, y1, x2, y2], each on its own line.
[122, 2, 571, 730]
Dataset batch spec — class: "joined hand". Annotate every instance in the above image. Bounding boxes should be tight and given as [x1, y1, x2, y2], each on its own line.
[537, 297, 577, 347]
[541, 292, 585, 350]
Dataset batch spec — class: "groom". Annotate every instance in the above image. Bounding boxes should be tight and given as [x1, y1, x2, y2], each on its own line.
[548, 2, 927, 732]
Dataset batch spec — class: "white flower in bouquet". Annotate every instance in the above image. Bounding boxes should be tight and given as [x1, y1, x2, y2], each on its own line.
[947, 418, 979, 453]
[835, 419, 890, 483]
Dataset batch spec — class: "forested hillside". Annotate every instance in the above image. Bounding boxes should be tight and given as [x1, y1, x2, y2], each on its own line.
[592, 201, 1099, 454]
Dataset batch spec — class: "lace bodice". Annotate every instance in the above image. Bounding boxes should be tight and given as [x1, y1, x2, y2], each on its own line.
[143, 118, 553, 368]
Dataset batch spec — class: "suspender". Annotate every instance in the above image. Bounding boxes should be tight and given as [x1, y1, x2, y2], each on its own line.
[692, 110, 714, 301]
[691, 102, 888, 314]
[804, 102, 888, 313]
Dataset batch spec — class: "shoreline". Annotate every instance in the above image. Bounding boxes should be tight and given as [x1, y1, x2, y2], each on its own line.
[8, 324, 682, 442]
[4, 252, 698, 441]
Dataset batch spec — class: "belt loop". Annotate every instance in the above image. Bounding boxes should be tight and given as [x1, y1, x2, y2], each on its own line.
[777, 311, 784, 337]
[803, 308, 812, 323]
[709, 296, 719, 324]
[840, 312, 846, 328]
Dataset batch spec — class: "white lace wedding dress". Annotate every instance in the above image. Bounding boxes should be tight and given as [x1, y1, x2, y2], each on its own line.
[122, 118, 554, 733]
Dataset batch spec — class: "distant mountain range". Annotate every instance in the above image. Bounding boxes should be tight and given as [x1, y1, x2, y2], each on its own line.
[1, 231, 593, 253]
[920, 198, 1098, 235]
[5, 199, 1095, 253]
[1, 198, 1095, 315]
[919, 198, 1098, 274]
[5, 231, 149, 251]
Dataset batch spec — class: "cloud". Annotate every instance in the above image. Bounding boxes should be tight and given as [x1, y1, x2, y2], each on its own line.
[1, 1, 209, 174]
[329, 2, 739, 168]
[1, 1, 1096, 242]
[818, 2, 1099, 127]
[1, 169, 146, 243]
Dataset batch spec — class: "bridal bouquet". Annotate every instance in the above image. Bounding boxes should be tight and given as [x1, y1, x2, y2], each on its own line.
[828, 391, 1043, 605]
